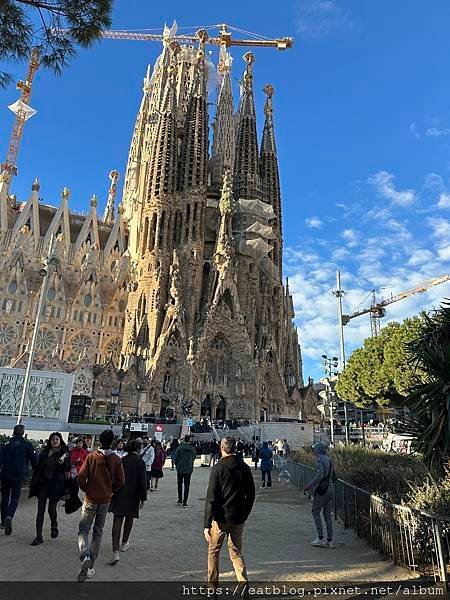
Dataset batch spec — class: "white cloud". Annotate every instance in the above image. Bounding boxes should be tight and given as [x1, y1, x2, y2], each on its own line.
[424, 172, 445, 191]
[438, 193, 450, 209]
[426, 127, 450, 137]
[438, 246, 450, 261]
[407, 249, 434, 266]
[305, 216, 323, 229]
[332, 248, 351, 261]
[296, 0, 355, 40]
[410, 122, 420, 139]
[367, 171, 415, 206]
[341, 228, 359, 246]
[427, 217, 450, 238]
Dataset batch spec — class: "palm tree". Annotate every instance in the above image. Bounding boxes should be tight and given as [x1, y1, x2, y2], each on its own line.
[405, 302, 450, 473]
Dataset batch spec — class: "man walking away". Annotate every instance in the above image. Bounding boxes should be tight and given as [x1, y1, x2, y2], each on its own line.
[304, 442, 337, 549]
[169, 438, 179, 470]
[204, 437, 255, 588]
[282, 439, 291, 457]
[77, 430, 125, 582]
[0, 424, 37, 535]
[140, 437, 155, 491]
[174, 435, 196, 507]
[259, 441, 273, 488]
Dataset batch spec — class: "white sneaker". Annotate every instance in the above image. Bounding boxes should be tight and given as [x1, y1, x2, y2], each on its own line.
[120, 542, 130, 552]
[87, 568, 95, 578]
[110, 551, 120, 565]
[327, 540, 335, 549]
[310, 537, 327, 547]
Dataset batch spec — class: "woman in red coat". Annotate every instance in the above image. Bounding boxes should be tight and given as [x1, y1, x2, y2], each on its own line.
[150, 441, 166, 491]
[70, 438, 89, 476]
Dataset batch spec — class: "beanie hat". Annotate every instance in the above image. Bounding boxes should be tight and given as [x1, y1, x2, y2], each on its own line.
[99, 430, 115, 448]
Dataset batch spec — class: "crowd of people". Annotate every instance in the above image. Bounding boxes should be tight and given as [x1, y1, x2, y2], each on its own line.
[0, 424, 336, 587]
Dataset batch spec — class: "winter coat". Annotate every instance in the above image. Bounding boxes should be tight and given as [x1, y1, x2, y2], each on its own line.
[0, 435, 37, 481]
[29, 448, 70, 499]
[109, 452, 147, 518]
[152, 448, 166, 470]
[204, 455, 256, 528]
[140, 444, 155, 471]
[78, 449, 125, 505]
[174, 442, 197, 474]
[70, 447, 88, 475]
[259, 445, 273, 471]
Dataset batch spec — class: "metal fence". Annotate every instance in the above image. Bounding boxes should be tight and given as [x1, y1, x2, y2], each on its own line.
[285, 459, 450, 588]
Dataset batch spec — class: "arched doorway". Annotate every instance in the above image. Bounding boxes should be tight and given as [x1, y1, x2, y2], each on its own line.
[201, 395, 212, 417]
[216, 397, 227, 420]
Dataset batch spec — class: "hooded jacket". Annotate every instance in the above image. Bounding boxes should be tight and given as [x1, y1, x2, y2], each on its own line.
[259, 442, 273, 471]
[307, 442, 337, 494]
[78, 448, 125, 504]
[174, 442, 197, 474]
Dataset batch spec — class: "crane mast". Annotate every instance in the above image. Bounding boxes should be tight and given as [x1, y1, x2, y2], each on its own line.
[1, 49, 40, 191]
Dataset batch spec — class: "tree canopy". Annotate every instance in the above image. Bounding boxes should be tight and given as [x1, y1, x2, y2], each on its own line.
[336, 316, 424, 408]
[0, 0, 113, 88]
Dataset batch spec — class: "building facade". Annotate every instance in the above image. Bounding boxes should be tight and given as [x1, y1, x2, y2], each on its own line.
[0, 33, 304, 422]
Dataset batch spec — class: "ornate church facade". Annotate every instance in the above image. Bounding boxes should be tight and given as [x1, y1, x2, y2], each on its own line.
[0, 33, 304, 422]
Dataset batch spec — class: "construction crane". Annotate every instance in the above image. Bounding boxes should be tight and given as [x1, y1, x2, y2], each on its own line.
[1, 49, 40, 192]
[95, 23, 293, 50]
[342, 274, 450, 336]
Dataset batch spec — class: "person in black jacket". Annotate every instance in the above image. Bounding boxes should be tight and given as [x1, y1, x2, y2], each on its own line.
[204, 436, 255, 588]
[0, 424, 37, 535]
[29, 432, 70, 546]
[108, 439, 147, 565]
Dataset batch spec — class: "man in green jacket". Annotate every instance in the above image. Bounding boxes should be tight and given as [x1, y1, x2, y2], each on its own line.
[174, 435, 197, 507]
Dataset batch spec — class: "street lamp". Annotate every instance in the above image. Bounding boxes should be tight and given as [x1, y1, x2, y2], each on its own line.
[111, 388, 119, 423]
[321, 354, 339, 445]
[16, 234, 56, 424]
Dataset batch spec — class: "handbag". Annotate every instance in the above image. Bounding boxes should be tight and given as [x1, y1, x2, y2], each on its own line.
[65, 493, 82, 514]
[315, 461, 332, 496]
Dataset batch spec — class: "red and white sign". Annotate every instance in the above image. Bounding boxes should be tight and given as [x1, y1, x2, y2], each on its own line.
[155, 425, 164, 432]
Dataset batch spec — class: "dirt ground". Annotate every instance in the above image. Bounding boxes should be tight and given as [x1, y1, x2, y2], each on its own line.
[0, 458, 414, 583]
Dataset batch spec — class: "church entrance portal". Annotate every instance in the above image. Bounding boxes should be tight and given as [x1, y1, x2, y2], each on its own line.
[201, 395, 227, 420]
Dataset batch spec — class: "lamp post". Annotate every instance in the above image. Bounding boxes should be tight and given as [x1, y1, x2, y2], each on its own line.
[321, 354, 339, 445]
[17, 234, 56, 424]
[332, 269, 349, 443]
[111, 388, 119, 424]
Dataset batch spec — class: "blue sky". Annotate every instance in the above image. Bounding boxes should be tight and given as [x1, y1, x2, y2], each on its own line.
[2, 0, 450, 381]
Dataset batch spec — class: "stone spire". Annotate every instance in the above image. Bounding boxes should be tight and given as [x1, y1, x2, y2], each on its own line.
[103, 170, 119, 224]
[210, 45, 235, 187]
[178, 45, 209, 192]
[146, 43, 180, 200]
[121, 64, 152, 222]
[260, 84, 282, 275]
[233, 52, 261, 200]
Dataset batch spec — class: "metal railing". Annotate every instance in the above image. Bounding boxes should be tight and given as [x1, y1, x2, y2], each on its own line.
[285, 459, 450, 588]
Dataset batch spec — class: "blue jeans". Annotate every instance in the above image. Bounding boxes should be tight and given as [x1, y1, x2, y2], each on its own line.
[0, 480, 22, 522]
[312, 486, 334, 541]
[261, 470, 272, 487]
[78, 500, 109, 566]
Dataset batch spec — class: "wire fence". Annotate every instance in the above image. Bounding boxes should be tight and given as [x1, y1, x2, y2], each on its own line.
[284, 459, 450, 588]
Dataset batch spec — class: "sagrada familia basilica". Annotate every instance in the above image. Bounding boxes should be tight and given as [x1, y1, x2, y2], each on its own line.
[0, 27, 309, 422]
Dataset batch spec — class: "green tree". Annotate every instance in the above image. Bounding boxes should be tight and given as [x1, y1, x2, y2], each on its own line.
[404, 302, 450, 473]
[336, 316, 423, 408]
[0, 0, 113, 87]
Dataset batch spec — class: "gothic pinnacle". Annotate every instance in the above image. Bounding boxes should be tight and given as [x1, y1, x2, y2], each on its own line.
[31, 177, 40, 192]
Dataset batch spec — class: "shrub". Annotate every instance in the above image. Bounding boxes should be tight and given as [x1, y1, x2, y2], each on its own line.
[405, 475, 450, 515]
[292, 444, 430, 503]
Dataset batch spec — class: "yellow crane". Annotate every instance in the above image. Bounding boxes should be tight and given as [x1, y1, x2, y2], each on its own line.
[342, 274, 450, 336]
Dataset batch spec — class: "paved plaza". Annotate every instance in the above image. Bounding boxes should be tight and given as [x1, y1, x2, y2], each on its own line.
[0, 459, 414, 583]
